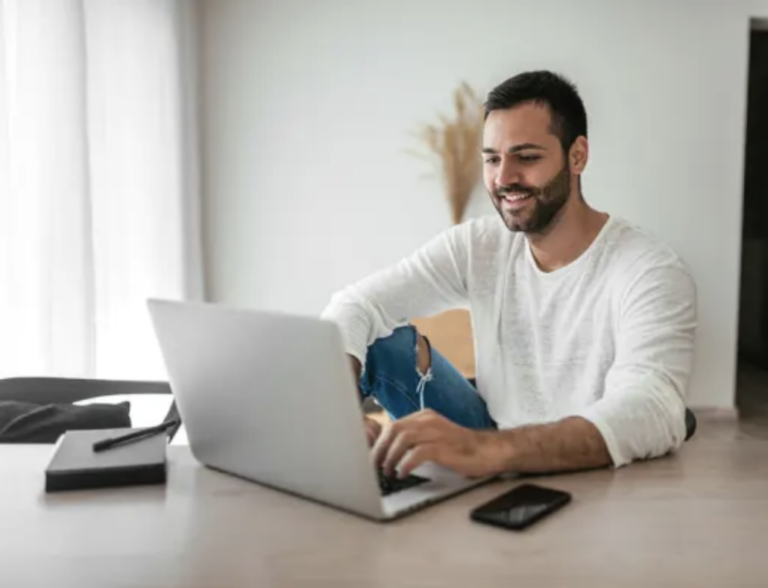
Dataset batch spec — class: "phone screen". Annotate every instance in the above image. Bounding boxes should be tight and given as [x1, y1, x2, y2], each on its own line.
[470, 483, 571, 530]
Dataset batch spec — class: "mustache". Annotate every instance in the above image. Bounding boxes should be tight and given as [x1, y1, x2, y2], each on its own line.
[495, 184, 541, 197]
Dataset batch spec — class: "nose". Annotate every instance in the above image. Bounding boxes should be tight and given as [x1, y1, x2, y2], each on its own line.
[495, 157, 522, 188]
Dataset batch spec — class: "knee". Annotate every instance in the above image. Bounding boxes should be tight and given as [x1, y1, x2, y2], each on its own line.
[415, 329, 431, 375]
[365, 325, 431, 376]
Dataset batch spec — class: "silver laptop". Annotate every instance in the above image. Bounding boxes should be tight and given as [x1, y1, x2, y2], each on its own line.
[147, 298, 490, 520]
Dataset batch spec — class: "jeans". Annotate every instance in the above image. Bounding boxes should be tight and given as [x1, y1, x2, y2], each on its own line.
[359, 325, 496, 430]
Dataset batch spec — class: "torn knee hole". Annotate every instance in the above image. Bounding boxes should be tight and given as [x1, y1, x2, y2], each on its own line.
[414, 331, 432, 376]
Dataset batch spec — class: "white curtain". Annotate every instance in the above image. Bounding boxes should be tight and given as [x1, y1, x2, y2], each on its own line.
[0, 0, 203, 381]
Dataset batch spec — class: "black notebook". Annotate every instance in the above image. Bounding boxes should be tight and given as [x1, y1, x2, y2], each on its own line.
[44, 428, 167, 492]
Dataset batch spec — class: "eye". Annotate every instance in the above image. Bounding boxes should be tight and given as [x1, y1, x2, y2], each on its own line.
[518, 154, 542, 163]
[484, 156, 500, 164]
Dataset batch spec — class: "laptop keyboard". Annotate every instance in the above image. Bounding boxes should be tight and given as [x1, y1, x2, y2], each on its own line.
[377, 469, 429, 496]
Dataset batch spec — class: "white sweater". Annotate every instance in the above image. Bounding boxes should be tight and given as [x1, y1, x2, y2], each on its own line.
[321, 215, 697, 467]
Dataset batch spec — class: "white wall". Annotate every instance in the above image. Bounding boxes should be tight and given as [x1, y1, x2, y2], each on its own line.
[198, 0, 768, 409]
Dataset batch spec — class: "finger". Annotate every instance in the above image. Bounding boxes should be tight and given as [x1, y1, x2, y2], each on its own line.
[371, 414, 416, 467]
[381, 428, 421, 476]
[398, 444, 440, 478]
[372, 410, 443, 469]
[371, 422, 397, 469]
[382, 417, 447, 474]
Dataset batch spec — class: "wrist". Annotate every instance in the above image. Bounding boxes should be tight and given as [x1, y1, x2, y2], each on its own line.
[476, 430, 515, 476]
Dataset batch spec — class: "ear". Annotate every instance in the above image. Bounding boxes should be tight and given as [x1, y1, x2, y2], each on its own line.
[568, 136, 589, 176]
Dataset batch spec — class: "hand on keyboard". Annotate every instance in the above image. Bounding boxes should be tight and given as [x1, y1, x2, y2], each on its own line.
[372, 409, 499, 479]
[376, 468, 429, 496]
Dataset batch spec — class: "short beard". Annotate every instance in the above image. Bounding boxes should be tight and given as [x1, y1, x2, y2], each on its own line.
[492, 164, 572, 235]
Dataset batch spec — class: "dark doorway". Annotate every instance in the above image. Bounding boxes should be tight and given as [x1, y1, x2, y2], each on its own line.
[737, 21, 768, 422]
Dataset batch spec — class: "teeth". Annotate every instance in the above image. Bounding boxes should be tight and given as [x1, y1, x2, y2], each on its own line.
[503, 194, 529, 202]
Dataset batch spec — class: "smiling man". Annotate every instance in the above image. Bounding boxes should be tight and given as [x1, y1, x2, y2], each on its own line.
[321, 70, 697, 479]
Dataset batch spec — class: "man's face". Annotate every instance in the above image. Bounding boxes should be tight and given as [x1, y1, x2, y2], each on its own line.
[482, 103, 573, 234]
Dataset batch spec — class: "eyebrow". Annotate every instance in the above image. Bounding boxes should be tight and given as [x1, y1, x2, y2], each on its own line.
[481, 143, 547, 154]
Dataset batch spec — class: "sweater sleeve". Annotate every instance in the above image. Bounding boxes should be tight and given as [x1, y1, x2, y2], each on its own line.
[577, 263, 697, 467]
[320, 223, 470, 366]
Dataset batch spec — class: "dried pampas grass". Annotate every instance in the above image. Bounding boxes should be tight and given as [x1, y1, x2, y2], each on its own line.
[408, 82, 484, 225]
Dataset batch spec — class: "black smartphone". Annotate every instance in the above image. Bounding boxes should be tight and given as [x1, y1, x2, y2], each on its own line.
[470, 483, 572, 531]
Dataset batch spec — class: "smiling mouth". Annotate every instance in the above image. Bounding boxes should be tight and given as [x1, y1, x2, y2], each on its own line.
[501, 193, 531, 202]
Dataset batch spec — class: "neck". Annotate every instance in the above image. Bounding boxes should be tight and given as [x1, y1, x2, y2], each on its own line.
[527, 193, 608, 272]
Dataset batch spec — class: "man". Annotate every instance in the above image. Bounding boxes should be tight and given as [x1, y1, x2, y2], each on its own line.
[321, 70, 697, 480]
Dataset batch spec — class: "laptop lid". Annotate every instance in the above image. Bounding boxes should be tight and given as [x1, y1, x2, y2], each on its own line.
[147, 298, 386, 519]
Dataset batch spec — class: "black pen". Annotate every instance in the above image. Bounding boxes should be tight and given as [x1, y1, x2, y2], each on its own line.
[92, 419, 180, 452]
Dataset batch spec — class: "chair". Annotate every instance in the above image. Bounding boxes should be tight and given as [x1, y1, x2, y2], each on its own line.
[0, 377, 180, 439]
[684, 408, 697, 441]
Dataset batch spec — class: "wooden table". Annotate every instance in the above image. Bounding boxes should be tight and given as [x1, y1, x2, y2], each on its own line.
[2, 422, 767, 588]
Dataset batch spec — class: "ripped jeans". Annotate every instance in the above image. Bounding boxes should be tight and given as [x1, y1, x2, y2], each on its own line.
[358, 325, 497, 430]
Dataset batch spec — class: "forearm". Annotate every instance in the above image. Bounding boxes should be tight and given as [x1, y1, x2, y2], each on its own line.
[482, 416, 612, 475]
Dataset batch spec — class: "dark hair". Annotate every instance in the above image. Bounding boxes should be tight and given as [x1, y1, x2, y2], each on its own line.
[484, 70, 587, 153]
